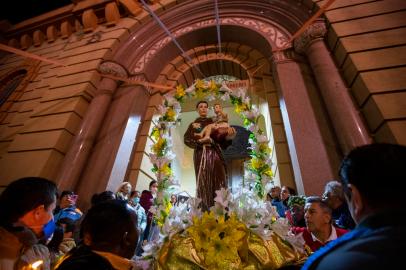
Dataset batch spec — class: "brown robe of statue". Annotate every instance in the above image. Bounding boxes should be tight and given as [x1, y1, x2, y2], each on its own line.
[184, 117, 231, 209]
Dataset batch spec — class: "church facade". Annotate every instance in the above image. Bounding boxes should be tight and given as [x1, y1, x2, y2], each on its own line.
[0, 0, 405, 208]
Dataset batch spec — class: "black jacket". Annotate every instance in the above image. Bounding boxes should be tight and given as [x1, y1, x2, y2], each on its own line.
[55, 245, 114, 270]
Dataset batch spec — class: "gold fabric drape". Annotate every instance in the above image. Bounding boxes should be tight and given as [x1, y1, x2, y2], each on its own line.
[154, 231, 307, 270]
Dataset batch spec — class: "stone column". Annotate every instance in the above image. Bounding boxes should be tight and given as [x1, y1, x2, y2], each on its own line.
[294, 19, 372, 154]
[272, 49, 335, 195]
[56, 61, 127, 191]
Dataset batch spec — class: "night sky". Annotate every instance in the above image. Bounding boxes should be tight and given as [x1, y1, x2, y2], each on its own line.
[1, 0, 72, 24]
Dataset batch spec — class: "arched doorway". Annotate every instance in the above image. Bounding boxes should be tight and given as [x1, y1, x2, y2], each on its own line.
[74, 0, 341, 206]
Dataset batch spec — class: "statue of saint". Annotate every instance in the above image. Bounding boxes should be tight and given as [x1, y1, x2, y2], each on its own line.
[184, 101, 236, 209]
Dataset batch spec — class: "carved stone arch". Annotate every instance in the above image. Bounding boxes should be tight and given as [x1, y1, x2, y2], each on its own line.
[76, 0, 329, 197]
[127, 18, 289, 76]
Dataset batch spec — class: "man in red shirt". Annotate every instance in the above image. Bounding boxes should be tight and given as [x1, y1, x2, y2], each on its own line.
[292, 196, 348, 252]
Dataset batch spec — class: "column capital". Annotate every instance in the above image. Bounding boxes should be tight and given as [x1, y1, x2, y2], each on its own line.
[271, 48, 304, 64]
[294, 19, 327, 54]
[98, 60, 129, 78]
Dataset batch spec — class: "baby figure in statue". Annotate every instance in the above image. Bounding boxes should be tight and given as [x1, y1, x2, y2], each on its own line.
[195, 103, 231, 144]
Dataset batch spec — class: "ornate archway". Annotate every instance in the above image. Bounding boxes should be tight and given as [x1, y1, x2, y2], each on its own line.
[71, 0, 341, 208]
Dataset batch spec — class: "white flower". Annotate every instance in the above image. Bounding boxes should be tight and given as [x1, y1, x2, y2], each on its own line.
[157, 104, 166, 115]
[220, 82, 232, 93]
[235, 88, 246, 99]
[285, 231, 306, 253]
[256, 134, 268, 143]
[188, 197, 202, 219]
[220, 91, 230, 101]
[243, 96, 251, 105]
[244, 171, 257, 183]
[243, 107, 260, 120]
[269, 218, 291, 238]
[142, 236, 165, 258]
[207, 94, 216, 101]
[214, 188, 232, 208]
[185, 84, 195, 93]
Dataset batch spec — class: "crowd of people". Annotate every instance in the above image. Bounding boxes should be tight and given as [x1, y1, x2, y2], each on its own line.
[0, 143, 405, 269]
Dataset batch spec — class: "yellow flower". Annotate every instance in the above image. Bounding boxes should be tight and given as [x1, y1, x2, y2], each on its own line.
[263, 167, 273, 178]
[165, 107, 176, 122]
[258, 143, 271, 155]
[151, 127, 160, 141]
[187, 212, 248, 269]
[208, 80, 218, 93]
[250, 158, 264, 170]
[235, 103, 248, 114]
[195, 79, 205, 90]
[152, 138, 166, 155]
[175, 85, 185, 100]
[159, 163, 172, 177]
[156, 200, 172, 227]
[205, 235, 238, 268]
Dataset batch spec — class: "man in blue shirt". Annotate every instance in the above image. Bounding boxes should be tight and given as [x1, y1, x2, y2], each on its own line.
[54, 191, 82, 222]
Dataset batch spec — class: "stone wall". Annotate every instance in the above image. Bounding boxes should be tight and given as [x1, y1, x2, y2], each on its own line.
[0, 17, 140, 186]
[313, 0, 406, 145]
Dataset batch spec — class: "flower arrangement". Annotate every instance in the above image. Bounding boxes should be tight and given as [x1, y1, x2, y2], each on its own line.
[186, 211, 247, 269]
[148, 79, 274, 228]
[143, 187, 307, 269]
[142, 79, 308, 268]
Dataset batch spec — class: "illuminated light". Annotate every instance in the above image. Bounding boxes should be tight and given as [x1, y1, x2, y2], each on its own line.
[31, 260, 43, 269]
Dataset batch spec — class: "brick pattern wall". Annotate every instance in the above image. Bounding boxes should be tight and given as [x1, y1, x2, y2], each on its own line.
[0, 18, 139, 185]
[314, 0, 406, 145]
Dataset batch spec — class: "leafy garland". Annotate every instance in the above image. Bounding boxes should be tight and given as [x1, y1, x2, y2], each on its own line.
[148, 79, 274, 227]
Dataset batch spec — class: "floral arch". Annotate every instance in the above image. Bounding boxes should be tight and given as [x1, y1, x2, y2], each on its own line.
[143, 79, 306, 268]
[149, 79, 273, 219]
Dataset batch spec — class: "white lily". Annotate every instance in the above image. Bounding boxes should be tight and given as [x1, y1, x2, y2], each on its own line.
[256, 134, 268, 143]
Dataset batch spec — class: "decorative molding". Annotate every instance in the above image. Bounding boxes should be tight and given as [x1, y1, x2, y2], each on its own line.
[46, 25, 58, 43]
[133, 17, 289, 73]
[82, 9, 98, 33]
[8, 39, 19, 48]
[60, 21, 73, 39]
[98, 60, 129, 78]
[271, 48, 303, 64]
[294, 19, 327, 54]
[105, 2, 121, 26]
[33, 30, 45, 47]
[20, 34, 32, 50]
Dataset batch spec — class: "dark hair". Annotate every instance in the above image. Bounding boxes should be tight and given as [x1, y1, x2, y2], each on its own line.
[58, 217, 76, 233]
[149, 180, 157, 189]
[0, 177, 58, 226]
[282, 186, 296, 196]
[130, 190, 140, 198]
[305, 196, 332, 215]
[81, 200, 137, 246]
[196, 100, 208, 108]
[60, 190, 74, 199]
[90, 191, 115, 206]
[339, 143, 406, 209]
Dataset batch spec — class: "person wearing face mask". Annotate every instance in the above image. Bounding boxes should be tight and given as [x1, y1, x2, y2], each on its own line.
[0, 177, 58, 270]
[129, 190, 146, 256]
